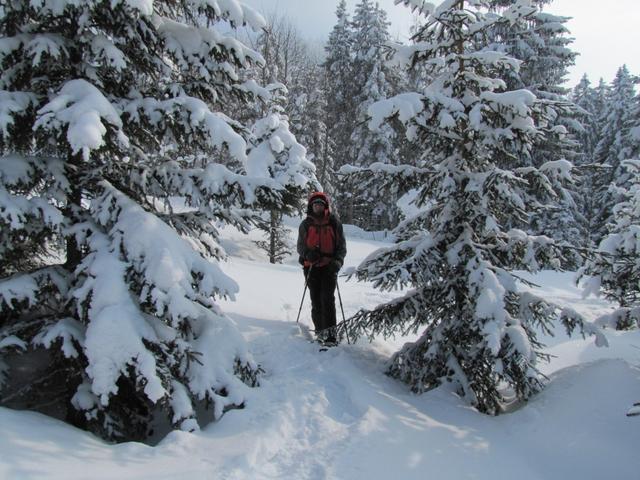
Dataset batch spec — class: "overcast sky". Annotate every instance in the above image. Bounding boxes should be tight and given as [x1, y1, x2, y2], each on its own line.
[241, 0, 640, 87]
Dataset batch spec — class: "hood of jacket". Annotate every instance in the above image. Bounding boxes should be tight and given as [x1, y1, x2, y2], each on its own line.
[306, 192, 331, 217]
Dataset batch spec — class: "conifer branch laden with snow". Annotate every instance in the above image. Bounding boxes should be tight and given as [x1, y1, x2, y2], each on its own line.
[0, 0, 314, 441]
[338, 0, 605, 415]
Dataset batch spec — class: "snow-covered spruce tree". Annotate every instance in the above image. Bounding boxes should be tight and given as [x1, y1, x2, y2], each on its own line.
[572, 77, 610, 245]
[591, 65, 637, 241]
[0, 0, 314, 441]
[349, 0, 395, 167]
[324, 0, 356, 215]
[621, 80, 640, 167]
[346, 0, 403, 229]
[572, 75, 601, 165]
[571, 75, 600, 227]
[337, 0, 605, 414]
[249, 83, 316, 263]
[292, 69, 333, 189]
[579, 159, 640, 330]
[254, 209, 292, 264]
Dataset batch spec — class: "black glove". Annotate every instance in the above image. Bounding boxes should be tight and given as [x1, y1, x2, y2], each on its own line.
[305, 249, 321, 263]
[330, 258, 342, 273]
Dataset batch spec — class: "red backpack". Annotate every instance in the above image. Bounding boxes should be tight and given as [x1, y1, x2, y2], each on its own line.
[302, 213, 339, 267]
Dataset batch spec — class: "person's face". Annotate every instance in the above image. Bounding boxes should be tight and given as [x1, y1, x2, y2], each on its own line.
[312, 201, 325, 214]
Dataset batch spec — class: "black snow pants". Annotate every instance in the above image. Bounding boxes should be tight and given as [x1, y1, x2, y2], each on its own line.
[304, 265, 338, 342]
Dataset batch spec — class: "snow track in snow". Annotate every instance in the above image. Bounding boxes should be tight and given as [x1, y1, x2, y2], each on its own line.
[227, 315, 367, 479]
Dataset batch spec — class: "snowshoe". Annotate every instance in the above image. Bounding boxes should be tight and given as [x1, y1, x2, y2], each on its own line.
[318, 339, 338, 351]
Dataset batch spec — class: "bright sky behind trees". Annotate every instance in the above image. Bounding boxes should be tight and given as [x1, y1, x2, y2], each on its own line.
[242, 0, 640, 86]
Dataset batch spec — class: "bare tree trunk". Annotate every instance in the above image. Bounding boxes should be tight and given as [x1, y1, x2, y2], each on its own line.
[64, 154, 82, 272]
[269, 210, 278, 264]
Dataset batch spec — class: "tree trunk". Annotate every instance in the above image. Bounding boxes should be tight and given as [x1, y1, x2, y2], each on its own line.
[269, 210, 278, 264]
[64, 154, 82, 272]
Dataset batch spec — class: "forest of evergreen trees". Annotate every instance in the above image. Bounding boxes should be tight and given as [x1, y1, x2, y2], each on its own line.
[1, 0, 638, 441]
[247, 1, 637, 241]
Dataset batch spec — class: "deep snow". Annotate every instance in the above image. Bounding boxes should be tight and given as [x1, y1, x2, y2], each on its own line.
[1, 221, 639, 480]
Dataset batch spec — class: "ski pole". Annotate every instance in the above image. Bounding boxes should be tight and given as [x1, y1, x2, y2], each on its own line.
[296, 265, 313, 324]
[335, 279, 350, 344]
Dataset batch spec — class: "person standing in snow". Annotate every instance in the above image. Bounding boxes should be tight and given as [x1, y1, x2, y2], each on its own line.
[297, 192, 347, 345]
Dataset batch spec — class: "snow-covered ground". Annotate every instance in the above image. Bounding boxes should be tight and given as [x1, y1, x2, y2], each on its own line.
[1, 222, 639, 479]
